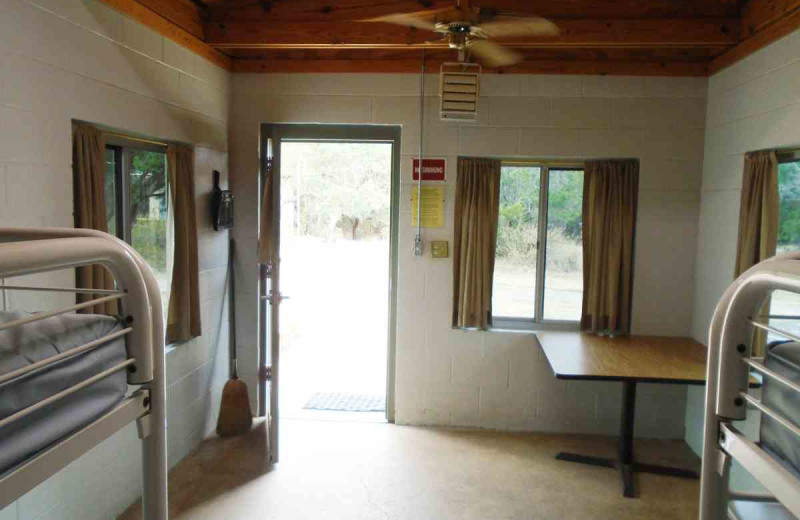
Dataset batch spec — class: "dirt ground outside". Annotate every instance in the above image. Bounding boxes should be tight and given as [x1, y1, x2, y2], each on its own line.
[279, 235, 389, 417]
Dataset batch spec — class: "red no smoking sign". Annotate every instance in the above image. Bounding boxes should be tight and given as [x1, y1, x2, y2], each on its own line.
[412, 158, 446, 182]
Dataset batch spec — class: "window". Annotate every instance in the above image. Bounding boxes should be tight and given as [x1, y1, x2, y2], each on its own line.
[104, 144, 172, 306]
[769, 154, 800, 337]
[492, 162, 584, 329]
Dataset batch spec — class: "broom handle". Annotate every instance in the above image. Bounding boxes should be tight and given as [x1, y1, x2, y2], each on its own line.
[229, 237, 238, 379]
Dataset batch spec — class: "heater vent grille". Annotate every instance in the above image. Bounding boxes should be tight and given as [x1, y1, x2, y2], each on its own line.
[440, 64, 480, 121]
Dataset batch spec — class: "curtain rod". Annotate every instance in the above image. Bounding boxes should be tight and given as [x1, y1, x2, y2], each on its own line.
[500, 160, 585, 167]
[105, 131, 169, 148]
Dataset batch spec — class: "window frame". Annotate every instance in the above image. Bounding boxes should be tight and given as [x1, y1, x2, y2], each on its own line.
[491, 160, 585, 332]
[104, 137, 168, 243]
[105, 144, 128, 242]
[104, 139, 172, 307]
[766, 150, 800, 338]
[777, 150, 800, 164]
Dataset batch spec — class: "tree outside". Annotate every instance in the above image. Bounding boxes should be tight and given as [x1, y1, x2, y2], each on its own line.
[104, 148, 169, 293]
[128, 150, 168, 289]
[281, 142, 391, 241]
[778, 160, 800, 252]
[771, 160, 800, 334]
[492, 166, 584, 321]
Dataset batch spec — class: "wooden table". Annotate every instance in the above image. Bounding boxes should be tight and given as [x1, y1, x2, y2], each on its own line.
[536, 332, 708, 499]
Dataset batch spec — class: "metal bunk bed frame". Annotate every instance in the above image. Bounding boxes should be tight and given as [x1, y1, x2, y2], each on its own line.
[0, 227, 168, 520]
[700, 251, 800, 519]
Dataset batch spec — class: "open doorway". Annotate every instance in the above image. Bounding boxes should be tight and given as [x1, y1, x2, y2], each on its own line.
[259, 124, 401, 439]
[279, 140, 392, 420]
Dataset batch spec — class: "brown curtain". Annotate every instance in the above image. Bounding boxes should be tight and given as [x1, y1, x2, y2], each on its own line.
[72, 122, 118, 315]
[735, 150, 779, 356]
[166, 144, 201, 343]
[452, 157, 502, 329]
[580, 159, 639, 335]
[258, 158, 275, 265]
[734, 151, 779, 276]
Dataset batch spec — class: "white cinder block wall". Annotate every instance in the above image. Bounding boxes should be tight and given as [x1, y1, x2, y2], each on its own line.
[0, 0, 231, 519]
[686, 29, 800, 457]
[230, 73, 707, 437]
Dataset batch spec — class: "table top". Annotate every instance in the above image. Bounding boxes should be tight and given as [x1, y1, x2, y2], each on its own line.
[536, 332, 708, 385]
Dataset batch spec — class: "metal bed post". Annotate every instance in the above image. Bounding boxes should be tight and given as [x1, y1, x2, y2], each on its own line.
[0, 228, 168, 520]
[700, 251, 800, 520]
[700, 272, 740, 520]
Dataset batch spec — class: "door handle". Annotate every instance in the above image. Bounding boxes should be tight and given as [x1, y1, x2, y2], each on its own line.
[261, 292, 289, 304]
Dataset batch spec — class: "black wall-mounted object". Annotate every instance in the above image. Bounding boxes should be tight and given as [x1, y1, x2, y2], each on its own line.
[211, 170, 234, 231]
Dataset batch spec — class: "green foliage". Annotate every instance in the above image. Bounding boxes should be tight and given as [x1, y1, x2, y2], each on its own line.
[280, 142, 392, 240]
[496, 167, 583, 270]
[129, 150, 168, 274]
[129, 150, 167, 221]
[546, 170, 584, 240]
[779, 161, 800, 248]
[132, 218, 167, 273]
[496, 167, 539, 262]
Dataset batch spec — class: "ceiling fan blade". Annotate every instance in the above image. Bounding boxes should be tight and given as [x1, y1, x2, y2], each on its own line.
[425, 36, 451, 45]
[478, 16, 560, 38]
[468, 39, 523, 67]
[362, 12, 437, 31]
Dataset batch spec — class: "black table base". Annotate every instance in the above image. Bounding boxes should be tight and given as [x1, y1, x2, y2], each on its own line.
[555, 381, 699, 498]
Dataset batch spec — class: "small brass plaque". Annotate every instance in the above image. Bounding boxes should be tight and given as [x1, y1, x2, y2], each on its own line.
[431, 240, 449, 258]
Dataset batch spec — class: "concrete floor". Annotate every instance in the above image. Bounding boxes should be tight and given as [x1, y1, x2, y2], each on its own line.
[120, 418, 701, 519]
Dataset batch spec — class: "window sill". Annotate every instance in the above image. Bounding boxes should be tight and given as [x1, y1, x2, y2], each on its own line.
[452, 320, 580, 334]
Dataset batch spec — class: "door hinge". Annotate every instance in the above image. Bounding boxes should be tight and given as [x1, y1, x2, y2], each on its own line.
[260, 365, 272, 382]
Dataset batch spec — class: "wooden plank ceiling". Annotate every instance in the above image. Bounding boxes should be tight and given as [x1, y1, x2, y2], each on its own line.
[102, 0, 800, 76]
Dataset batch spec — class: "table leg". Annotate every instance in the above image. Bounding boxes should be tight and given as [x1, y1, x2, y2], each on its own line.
[554, 380, 698, 499]
[618, 380, 637, 497]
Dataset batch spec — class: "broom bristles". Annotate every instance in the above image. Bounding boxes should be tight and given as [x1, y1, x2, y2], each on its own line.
[216, 377, 253, 438]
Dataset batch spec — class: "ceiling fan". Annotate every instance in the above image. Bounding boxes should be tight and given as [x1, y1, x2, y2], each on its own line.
[362, 0, 560, 67]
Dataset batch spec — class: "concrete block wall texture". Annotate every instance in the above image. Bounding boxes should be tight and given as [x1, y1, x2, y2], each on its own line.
[229, 72, 708, 438]
[0, 0, 230, 518]
[686, 28, 800, 488]
[8, 0, 795, 513]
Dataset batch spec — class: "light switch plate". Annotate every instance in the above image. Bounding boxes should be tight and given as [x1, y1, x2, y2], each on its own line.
[431, 240, 449, 258]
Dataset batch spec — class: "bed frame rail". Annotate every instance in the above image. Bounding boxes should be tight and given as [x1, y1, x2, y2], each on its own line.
[700, 252, 800, 520]
[0, 228, 168, 520]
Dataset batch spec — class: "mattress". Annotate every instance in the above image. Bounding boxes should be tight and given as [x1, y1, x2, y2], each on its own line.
[0, 311, 128, 475]
[761, 341, 800, 477]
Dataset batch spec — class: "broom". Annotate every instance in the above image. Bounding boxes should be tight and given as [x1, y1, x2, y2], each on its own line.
[216, 238, 253, 437]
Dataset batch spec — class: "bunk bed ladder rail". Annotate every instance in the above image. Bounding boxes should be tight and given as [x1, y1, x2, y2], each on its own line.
[0, 228, 167, 520]
[700, 253, 800, 520]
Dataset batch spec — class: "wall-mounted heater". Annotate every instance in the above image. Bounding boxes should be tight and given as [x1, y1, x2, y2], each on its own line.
[440, 62, 481, 122]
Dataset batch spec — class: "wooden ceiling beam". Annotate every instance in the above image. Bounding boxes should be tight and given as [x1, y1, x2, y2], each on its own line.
[206, 18, 739, 49]
[97, 0, 232, 70]
[205, 0, 453, 23]
[470, 0, 741, 19]
[740, 0, 800, 37]
[135, 0, 205, 39]
[233, 57, 709, 76]
[711, 1, 800, 73]
[225, 46, 723, 61]
[205, 0, 741, 21]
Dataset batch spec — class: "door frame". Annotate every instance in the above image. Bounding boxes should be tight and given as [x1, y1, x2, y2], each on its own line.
[259, 123, 402, 430]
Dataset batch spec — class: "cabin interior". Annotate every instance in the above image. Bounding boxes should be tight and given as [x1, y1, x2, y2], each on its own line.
[0, 0, 800, 519]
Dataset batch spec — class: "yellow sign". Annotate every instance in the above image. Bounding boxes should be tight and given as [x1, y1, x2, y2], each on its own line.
[411, 186, 445, 228]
